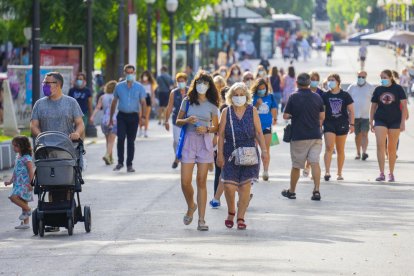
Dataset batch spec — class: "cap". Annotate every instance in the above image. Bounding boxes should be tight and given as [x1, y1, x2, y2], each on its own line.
[297, 73, 311, 86]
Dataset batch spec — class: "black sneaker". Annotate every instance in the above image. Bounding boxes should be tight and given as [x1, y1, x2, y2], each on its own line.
[281, 189, 296, 199]
[311, 191, 321, 201]
[127, 166, 135, 173]
[172, 161, 179, 169]
[362, 153, 369, 161]
[113, 164, 124, 171]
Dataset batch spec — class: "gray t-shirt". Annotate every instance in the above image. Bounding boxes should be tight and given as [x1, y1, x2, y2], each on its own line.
[31, 95, 84, 135]
[180, 98, 218, 132]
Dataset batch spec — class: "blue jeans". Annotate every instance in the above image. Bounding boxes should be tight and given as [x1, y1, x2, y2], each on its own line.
[272, 92, 282, 110]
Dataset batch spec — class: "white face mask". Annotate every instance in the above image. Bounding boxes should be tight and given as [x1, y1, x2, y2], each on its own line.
[220, 71, 227, 77]
[142, 76, 148, 82]
[258, 70, 265, 77]
[232, 95, 247, 106]
[245, 80, 251, 88]
[233, 70, 239, 75]
[196, 83, 209, 94]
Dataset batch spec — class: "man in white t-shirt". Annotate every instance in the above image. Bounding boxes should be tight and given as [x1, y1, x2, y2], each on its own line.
[347, 71, 375, 160]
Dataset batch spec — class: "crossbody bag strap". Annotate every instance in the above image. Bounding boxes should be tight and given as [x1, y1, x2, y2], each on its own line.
[228, 106, 237, 150]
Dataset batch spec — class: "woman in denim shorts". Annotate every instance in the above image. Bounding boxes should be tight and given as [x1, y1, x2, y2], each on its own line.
[91, 80, 118, 165]
[176, 71, 219, 231]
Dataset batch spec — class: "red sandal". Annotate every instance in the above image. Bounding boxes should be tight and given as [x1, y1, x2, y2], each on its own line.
[237, 218, 247, 230]
[225, 212, 235, 228]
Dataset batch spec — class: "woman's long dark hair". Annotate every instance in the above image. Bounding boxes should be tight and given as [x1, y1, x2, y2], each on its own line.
[187, 70, 219, 107]
[251, 78, 269, 96]
[270, 66, 280, 79]
[226, 64, 242, 80]
[288, 66, 295, 78]
[12, 136, 32, 156]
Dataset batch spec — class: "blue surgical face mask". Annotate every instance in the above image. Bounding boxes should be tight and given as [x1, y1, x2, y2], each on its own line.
[257, 89, 266, 97]
[357, 77, 366, 86]
[310, 81, 319, 88]
[126, 74, 135, 82]
[328, 80, 337, 89]
[177, 82, 186, 89]
[76, 79, 83, 87]
[381, 79, 390, 86]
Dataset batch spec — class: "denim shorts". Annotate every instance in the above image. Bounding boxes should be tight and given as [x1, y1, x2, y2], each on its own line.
[181, 132, 214, 164]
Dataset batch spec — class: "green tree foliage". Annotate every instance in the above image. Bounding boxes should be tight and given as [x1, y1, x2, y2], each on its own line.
[326, 0, 378, 30]
[267, 0, 314, 23]
[0, 0, 219, 79]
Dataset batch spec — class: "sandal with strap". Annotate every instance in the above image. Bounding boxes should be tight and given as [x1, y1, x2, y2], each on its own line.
[237, 218, 247, 230]
[197, 220, 209, 231]
[183, 203, 197, 225]
[225, 212, 236, 228]
[311, 191, 321, 201]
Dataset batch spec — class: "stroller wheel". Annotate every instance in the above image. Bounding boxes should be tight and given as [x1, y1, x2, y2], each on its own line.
[32, 209, 39, 236]
[38, 220, 44, 237]
[84, 206, 91, 233]
[67, 218, 74, 236]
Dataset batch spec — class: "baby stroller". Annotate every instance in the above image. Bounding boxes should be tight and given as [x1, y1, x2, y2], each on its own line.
[31, 131, 91, 237]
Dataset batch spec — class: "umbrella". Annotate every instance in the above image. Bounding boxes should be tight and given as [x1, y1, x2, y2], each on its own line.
[390, 31, 414, 45]
[360, 29, 396, 41]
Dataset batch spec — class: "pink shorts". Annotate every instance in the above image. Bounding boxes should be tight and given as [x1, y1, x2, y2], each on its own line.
[181, 132, 214, 164]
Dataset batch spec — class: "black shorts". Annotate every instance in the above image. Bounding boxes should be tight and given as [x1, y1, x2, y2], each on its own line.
[158, 92, 170, 107]
[323, 120, 349, 136]
[360, 56, 366, 61]
[374, 119, 401, 129]
[145, 94, 152, 106]
[263, 127, 272, 135]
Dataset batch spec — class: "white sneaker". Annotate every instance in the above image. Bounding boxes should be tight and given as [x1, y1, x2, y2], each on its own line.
[262, 171, 269, 181]
[138, 129, 143, 137]
[15, 222, 30, 229]
[144, 130, 148, 138]
[19, 209, 31, 220]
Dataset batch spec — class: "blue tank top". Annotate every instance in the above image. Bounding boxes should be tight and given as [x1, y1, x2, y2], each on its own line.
[172, 87, 188, 125]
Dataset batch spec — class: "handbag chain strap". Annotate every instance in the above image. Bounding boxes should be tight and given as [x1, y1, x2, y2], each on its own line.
[228, 106, 237, 150]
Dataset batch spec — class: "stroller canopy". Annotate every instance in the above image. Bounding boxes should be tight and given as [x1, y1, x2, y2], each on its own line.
[35, 131, 78, 160]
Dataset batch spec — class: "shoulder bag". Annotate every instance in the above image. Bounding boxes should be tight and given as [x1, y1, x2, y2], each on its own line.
[228, 107, 259, 166]
[283, 123, 292, 143]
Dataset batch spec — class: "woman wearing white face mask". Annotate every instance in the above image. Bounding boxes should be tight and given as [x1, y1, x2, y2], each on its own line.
[226, 64, 243, 86]
[322, 74, 355, 181]
[176, 71, 220, 231]
[139, 70, 157, 138]
[217, 82, 269, 230]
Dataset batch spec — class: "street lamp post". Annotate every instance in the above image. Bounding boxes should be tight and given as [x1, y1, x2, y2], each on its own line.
[32, 0, 40, 106]
[145, 0, 156, 73]
[166, 0, 178, 76]
[118, 0, 125, 78]
[86, 0, 93, 93]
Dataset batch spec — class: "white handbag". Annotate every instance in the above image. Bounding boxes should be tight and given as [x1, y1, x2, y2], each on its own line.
[228, 107, 259, 166]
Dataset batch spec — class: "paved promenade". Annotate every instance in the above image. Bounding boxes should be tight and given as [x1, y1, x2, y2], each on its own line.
[0, 45, 413, 275]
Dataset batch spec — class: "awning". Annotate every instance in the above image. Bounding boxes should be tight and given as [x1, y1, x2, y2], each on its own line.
[390, 31, 414, 45]
[360, 29, 397, 41]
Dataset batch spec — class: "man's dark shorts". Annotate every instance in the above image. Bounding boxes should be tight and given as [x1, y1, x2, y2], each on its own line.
[158, 92, 170, 107]
[354, 118, 369, 135]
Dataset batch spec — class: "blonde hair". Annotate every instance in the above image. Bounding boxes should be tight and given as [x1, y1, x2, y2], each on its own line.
[213, 75, 227, 92]
[225, 82, 252, 106]
[104, 80, 117, 94]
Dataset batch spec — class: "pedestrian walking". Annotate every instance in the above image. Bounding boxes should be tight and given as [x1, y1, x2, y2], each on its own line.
[252, 78, 277, 181]
[4, 136, 34, 229]
[109, 64, 147, 173]
[216, 82, 268, 230]
[31, 71, 84, 232]
[156, 66, 174, 125]
[269, 66, 283, 109]
[347, 71, 375, 161]
[370, 69, 408, 182]
[242, 71, 254, 90]
[68, 72, 93, 129]
[139, 70, 157, 138]
[326, 40, 333, 66]
[209, 85, 230, 209]
[281, 73, 325, 200]
[281, 66, 296, 112]
[165, 72, 189, 169]
[259, 54, 270, 72]
[175, 71, 219, 231]
[322, 74, 355, 181]
[226, 64, 243, 86]
[90, 80, 118, 165]
[358, 43, 367, 70]
[399, 68, 410, 101]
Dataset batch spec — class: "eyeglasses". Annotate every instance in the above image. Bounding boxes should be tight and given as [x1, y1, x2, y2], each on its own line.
[42, 81, 57, 84]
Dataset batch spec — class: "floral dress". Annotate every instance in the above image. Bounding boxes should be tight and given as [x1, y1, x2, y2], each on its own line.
[10, 154, 33, 202]
[221, 105, 260, 186]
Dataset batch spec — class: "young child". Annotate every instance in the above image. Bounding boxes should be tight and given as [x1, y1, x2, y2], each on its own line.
[4, 136, 34, 229]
